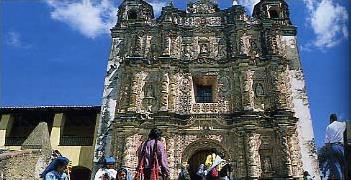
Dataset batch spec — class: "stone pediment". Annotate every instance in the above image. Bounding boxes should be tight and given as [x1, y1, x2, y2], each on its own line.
[187, 0, 220, 14]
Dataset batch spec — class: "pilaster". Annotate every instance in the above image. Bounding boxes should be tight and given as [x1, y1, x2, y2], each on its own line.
[0, 114, 13, 148]
[244, 125, 262, 179]
[276, 125, 293, 178]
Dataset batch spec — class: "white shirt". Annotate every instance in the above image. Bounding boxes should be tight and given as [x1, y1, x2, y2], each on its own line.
[94, 169, 117, 180]
[325, 121, 346, 144]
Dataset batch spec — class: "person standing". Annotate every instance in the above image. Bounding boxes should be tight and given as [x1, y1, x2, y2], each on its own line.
[41, 157, 70, 180]
[322, 114, 346, 179]
[94, 157, 118, 180]
[135, 128, 170, 180]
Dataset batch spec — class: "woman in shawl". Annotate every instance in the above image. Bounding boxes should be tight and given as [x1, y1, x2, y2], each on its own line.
[136, 128, 170, 180]
[116, 167, 132, 180]
[41, 156, 70, 180]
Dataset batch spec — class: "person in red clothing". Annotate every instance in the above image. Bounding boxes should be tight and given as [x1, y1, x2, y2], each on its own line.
[136, 128, 170, 180]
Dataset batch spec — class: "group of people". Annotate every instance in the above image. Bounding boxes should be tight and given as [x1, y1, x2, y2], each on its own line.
[39, 128, 170, 180]
[40, 117, 348, 180]
[94, 156, 132, 180]
[195, 153, 232, 180]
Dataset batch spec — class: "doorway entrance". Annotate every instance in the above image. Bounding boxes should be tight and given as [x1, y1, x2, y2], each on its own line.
[187, 149, 217, 180]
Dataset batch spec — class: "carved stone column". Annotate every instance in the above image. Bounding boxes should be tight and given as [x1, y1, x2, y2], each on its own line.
[160, 73, 169, 111]
[276, 126, 293, 177]
[168, 73, 177, 112]
[178, 74, 192, 114]
[132, 35, 142, 56]
[240, 67, 255, 111]
[236, 130, 247, 179]
[244, 128, 262, 179]
[128, 73, 139, 111]
[165, 135, 177, 179]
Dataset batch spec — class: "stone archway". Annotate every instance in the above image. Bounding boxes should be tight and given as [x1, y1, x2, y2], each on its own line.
[182, 139, 229, 180]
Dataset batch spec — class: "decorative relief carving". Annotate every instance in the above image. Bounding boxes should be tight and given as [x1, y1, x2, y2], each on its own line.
[171, 36, 181, 58]
[192, 103, 219, 113]
[123, 134, 143, 170]
[187, 1, 219, 14]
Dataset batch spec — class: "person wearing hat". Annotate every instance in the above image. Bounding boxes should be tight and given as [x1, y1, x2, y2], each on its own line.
[94, 156, 118, 180]
[41, 156, 70, 180]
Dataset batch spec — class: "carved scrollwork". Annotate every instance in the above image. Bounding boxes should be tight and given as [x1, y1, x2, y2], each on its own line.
[160, 73, 169, 111]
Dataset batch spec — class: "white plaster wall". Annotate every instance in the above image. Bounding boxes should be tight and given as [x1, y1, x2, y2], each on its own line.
[289, 70, 321, 179]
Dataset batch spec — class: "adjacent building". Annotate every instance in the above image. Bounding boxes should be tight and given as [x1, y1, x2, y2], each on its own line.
[0, 106, 100, 177]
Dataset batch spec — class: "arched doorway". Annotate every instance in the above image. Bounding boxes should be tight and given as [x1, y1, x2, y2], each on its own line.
[182, 139, 229, 180]
[188, 149, 217, 180]
[70, 166, 91, 180]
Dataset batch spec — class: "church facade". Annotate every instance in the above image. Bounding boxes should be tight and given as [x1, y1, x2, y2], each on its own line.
[93, 0, 320, 179]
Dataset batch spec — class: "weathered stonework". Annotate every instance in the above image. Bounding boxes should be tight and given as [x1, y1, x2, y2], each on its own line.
[93, 0, 320, 179]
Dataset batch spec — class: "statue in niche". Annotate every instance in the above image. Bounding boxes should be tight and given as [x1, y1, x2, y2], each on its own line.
[250, 39, 259, 57]
[262, 157, 272, 173]
[132, 35, 142, 56]
[199, 43, 209, 56]
[183, 45, 191, 59]
[144, 83, 155, 98]
[239, 34, 250, 55]
[142, 82, 156, 117]
[150, 43, 157, 60]
[162, 36, 171, 56]
[218, 38, 226, 58]
[255, 83, 265, 97]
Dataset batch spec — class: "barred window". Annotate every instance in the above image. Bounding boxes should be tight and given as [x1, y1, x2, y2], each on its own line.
[196, 85, 213, 103]
[193, 75, 217, 103]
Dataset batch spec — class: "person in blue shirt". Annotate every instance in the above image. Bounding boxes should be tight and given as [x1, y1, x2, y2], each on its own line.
[41, 156, 70, 180]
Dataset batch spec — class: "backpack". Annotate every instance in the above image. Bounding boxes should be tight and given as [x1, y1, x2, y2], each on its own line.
[210, 167, 219, 177]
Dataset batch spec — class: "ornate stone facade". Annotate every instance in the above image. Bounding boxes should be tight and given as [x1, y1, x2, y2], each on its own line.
[93, 0, 320, 179]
